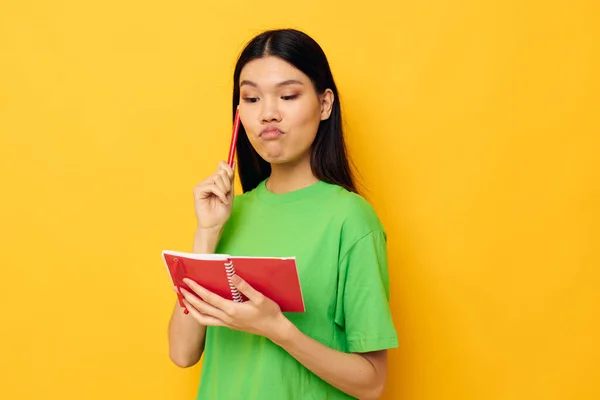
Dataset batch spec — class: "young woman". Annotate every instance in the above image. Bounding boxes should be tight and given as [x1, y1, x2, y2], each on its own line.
[168, 29, 398, 400]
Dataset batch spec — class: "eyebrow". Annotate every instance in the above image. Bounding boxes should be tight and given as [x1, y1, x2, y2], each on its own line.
[240, 79, 304, 88]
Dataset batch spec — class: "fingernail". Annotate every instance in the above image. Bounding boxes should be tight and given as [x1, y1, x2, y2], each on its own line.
[231, 274, 241, 285]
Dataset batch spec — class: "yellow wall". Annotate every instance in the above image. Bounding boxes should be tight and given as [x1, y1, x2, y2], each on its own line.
[1, 1, 598, 399]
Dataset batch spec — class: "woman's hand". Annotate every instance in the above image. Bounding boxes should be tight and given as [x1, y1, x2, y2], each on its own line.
[193, 161, 235, 231]
[177, 275, 290, 342]
[176, 277, 389, 400]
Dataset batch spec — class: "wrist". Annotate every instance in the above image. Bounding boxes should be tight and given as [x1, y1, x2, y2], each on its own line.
[193, 226, 222, 253]
[269, 314, 297, 348]
[195, 225, 223, 237]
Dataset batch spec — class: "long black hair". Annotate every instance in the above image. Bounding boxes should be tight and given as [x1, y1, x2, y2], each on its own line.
[232, 29, 358, 194]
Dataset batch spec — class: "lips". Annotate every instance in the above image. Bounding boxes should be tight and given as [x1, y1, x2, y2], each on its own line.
[260, 127, 283, 139]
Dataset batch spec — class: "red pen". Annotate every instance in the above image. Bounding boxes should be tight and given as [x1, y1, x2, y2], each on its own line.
[227, 106, 240, 168]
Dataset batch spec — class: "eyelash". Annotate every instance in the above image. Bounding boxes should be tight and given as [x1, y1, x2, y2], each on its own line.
[241, 94, 299, 103]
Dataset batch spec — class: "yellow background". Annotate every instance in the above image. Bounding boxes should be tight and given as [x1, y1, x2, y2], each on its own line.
[1, 1, 598, 399]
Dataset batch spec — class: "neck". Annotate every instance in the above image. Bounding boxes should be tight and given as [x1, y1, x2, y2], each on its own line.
[266, 155, 318, 194]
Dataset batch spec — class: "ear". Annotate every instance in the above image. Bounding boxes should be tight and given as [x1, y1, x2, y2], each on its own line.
[320, 89, 335, 121]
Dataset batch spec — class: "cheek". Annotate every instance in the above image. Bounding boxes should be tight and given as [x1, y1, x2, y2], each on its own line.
[290, 103, 321, 141]
[286, 96, 320, 124]
[239, 120, 263, 151]
[239, 111, 259, 138]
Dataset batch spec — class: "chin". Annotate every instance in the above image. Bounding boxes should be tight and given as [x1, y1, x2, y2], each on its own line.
[261, 154, 288, 164]
[255, 145, 310, 166]
[258, 150, 301, 165]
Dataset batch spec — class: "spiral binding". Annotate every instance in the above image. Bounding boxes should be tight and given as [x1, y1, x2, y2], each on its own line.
[224, 260, 243, 302]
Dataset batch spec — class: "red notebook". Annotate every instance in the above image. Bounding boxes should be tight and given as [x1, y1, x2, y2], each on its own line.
[162, 250, 305, 313]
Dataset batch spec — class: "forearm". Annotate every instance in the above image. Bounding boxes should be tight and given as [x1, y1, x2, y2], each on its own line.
[168, 302, 206, 367]
[272, 318, 386, 400]
[167, 227, 221, 367]
[192, 226, 222, 254]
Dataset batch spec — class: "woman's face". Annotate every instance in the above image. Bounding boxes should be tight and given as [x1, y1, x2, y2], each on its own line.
[238, 56, 333, 165]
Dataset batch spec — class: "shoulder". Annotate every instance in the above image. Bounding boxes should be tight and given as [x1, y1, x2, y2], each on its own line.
[319, 183, 386, 257]
[324, 183, 384, 232]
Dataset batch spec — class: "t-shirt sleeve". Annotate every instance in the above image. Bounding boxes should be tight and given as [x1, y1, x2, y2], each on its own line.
[335, 230, 399, 353]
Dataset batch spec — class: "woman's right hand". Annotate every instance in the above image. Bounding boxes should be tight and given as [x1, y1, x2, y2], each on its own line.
[193, 161, 235, 231]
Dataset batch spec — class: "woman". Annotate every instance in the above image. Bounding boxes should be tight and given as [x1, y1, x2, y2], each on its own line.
[168, 28, 398, 400]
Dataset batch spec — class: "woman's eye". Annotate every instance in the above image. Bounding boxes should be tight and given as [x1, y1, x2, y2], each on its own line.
[281, 94, 299, 101]
[242, 97, 259, 103]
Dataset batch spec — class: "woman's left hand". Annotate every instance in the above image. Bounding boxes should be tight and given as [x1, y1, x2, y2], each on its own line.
[178, 275, 289, 341]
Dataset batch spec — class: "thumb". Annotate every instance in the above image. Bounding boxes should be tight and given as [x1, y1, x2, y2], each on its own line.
[231, 274, 261, 302]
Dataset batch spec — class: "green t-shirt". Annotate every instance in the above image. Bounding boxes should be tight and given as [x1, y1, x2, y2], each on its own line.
[196, 179, 398, 400]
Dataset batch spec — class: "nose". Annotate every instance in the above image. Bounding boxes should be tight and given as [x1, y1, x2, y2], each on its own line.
[259, 98, 281, 123]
